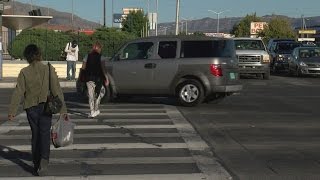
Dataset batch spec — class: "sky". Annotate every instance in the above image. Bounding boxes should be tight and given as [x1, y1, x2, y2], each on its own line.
[15, 0, 320, 26]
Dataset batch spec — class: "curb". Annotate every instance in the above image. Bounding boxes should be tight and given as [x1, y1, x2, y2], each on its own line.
[0, 82, 76, 89]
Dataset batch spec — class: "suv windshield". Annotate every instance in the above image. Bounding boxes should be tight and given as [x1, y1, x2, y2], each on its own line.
[181, 40, 234, 58]
[276, 42, 301, 53]
[235, 40, 265, 50]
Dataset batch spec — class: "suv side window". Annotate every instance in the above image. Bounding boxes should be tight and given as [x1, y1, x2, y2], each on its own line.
[158, 41, 177, 59]
[181, 40, 234, 58]
[121, 42, 154, 60]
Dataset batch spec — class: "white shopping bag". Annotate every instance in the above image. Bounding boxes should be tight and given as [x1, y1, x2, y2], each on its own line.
[51, 114, 76, 148]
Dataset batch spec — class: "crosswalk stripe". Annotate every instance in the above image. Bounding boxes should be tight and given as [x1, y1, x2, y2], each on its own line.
[2, 143, 194, 151]
[53, 118, 172, 123]
[68, 108, 166, 112]
[0, 124, 177, 131]
[3, 173, 207, 180]
[0, 103, 229, 179]
[0, 133, 183, 139]
[0, 157, 195, 165]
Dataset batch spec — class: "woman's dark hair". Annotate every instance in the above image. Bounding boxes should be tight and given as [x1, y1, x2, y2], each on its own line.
[23, 44, 42, 63]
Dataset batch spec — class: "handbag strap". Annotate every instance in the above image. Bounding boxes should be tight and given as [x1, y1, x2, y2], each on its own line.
[48, 62, 52, 94]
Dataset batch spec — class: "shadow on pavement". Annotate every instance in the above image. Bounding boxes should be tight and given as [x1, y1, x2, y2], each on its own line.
[0, 145, 35, 175]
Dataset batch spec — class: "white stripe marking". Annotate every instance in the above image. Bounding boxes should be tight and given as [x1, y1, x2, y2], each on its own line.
[3, 173, 207, 180]
[0, 157, 195, 165]
[0, 133, 183, 139]
[0, 124, 177, 131]
[2, 143, 195, 151]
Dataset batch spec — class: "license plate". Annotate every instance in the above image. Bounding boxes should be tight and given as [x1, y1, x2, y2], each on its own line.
[230, 72, 236, 79]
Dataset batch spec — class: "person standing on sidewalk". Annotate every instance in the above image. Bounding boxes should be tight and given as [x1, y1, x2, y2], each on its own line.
[8, 44, 68, 176]
[65, 40, 79, 80]
[81, 42, 109, 118]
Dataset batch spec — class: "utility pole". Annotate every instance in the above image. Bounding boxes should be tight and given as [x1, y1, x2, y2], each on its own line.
[103, 0, 106, 27]
[0, 0, 9, 80]
[155, 0, 158, 36]
[71, 0, 74, 31]
[175, 0, 180, 35]
[111, 0, 114, 27]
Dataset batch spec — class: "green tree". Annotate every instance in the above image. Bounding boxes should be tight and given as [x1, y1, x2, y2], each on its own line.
[121, 10, 148, 37]
[91, 27, 136, 57]
[8, 27, 136, 61]
[192, 31, 206, 36]
[231, 13, 261, 37]
[258, 17, 296, 44]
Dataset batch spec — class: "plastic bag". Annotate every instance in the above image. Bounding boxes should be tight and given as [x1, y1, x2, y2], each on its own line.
[51, 114, 76, 148]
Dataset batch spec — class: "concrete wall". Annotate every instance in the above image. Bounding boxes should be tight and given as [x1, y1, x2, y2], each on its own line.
[3, 60, 83, 78]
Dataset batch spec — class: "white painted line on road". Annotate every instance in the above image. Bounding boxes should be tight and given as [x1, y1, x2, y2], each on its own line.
[2, 143, 191, 151]
[64, 118, 172, 123]
[0, 133, 183, 139]
[68, 108, 166, 112]
[0, 124, 178, 131]
[0, 157, 195, 165]
[66, 101, 165, 108]
[2, 173, 207, 180]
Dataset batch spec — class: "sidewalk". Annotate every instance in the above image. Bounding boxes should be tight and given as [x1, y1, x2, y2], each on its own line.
[0, 77, 76, 88]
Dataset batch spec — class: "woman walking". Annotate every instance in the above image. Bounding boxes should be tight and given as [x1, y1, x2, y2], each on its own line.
[81, 42, 109, 118]
[8, 44, 67, 176]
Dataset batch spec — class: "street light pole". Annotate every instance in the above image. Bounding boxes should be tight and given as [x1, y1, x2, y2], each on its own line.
[208, 9, 229, 34]
[155, 0, 158, 36]
[175, 0, 180, 35]
[111, 0, 114, 27]
[103, 0, 106, 27]
[71, 0, 74, 31]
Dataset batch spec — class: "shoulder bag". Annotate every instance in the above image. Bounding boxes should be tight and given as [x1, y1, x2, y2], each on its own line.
[44, 63, 63, 114]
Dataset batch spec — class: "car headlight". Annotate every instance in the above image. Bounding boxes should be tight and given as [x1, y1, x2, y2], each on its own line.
[299, 61, 307, 67]
[278, 55, 283, 58]
[262, 55, 270, 63]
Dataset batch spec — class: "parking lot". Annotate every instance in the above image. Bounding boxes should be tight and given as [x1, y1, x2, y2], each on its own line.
[178, 73, 320, 179]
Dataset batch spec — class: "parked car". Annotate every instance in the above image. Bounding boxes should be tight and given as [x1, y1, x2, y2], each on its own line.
[77, 36, 242, 106]
[288, 46, 320, 76]
[269, 41, 301, 73]
[234, 37, 270, 79]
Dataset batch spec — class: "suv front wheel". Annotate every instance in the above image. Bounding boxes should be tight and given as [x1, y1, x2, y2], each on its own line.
[177, 79, 204, 107]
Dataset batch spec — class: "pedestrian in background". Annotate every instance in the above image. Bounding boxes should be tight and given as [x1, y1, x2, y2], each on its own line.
[65, 40, 79, 80]
[81, 42, 109, 118]
[8, 44, 67, 176]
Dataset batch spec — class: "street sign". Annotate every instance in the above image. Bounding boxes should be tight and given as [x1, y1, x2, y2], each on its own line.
[250, 22, 267, 35]
[148, 13, 157, 30]
[298, 38, 315, 42]
[113, 13, 123, 23]
[298, 30, 316, 34]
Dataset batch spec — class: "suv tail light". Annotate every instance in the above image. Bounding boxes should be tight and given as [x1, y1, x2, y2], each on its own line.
[210, 64, 223, 77]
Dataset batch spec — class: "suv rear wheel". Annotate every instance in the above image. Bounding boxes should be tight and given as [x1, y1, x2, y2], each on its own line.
[177, 79, 204, 107]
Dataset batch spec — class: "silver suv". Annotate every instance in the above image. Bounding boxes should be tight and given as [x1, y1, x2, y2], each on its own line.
[79, 36, 242, 106]
[234, 37, 270, 79]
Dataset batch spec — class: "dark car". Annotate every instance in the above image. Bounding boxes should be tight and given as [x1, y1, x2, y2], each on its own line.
[77, 36, 242, 106]
[269, 41, 301, 73]
[288, 46, 320, 76]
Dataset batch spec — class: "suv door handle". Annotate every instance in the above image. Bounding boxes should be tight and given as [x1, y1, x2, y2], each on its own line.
[144, 63, 156, 69]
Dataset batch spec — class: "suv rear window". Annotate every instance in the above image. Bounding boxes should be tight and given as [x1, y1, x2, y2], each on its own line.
[181, 40, 234, 58]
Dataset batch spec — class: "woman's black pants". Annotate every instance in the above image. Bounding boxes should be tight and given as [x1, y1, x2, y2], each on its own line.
[26, 103, 52, 167]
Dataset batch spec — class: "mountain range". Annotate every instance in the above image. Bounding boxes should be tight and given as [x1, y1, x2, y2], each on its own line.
[3, 1, 320, 33]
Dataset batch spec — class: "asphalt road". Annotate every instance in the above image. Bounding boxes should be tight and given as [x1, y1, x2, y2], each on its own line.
[1, 74, 320, 179]
[179, 74, 320, 180]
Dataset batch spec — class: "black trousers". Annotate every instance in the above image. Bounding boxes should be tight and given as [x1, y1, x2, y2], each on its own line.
[26, 103, 52, 167]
